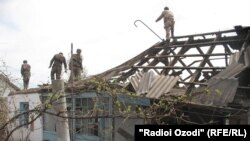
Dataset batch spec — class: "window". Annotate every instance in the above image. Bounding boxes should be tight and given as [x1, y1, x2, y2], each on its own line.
[19, 102, 29, 128]
[75, 98, 98, 136]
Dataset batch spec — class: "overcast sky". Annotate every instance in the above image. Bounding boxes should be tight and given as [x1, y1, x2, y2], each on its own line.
[0, 0, 250, 88]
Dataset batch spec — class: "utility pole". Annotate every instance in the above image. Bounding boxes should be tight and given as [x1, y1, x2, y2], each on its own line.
[52, 79, 70, 141]
[70, 42, 75, 141]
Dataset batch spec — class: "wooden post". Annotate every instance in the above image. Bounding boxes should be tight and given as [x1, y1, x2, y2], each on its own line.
[248, 109, 250, 124]
[52, 79, 70, 141]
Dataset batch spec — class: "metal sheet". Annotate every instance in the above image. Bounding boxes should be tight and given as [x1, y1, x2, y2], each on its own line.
[192, 78, 238, 106]
[208, 63, 246, 81]
[138, 71, 155, 94]
[147, 75, 179, 99]
[147, 75, 170, 98]
[129, 72, 143, 94]
[128, 72, 179, 99]
[196, 62, 243, 106]
[191, 62, 246, 106]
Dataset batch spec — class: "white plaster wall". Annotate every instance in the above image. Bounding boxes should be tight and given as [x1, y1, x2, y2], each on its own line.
[8, 93, 43, 141]
[0, 79, 17, 97]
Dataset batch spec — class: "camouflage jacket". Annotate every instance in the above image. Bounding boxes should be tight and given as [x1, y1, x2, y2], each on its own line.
[49, 54, 67, 69]
[69, 54, 83, 70]
[21, 64, 31, 77]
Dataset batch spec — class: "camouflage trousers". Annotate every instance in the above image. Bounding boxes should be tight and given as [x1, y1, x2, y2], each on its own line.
[69, 68, 82, 82]
[164, 20, 175, 40]
[51, 66, 62, 80]
[23, 75, 30, 90]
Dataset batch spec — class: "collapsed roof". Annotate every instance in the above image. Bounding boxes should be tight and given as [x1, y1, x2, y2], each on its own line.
[94, 25, 250, 107]
[11, 26, 250, 108]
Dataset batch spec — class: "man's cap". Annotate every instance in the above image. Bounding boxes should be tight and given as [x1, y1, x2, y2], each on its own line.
[77, 49, 81, 53]
[23, 60, 27, 63]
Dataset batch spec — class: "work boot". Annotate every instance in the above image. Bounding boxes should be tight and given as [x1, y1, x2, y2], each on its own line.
[165, 39, 170, 46]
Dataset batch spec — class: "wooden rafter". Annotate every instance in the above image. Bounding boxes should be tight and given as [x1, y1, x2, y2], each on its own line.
[186, 33, 221, 94]
[94, 26, 250, 93]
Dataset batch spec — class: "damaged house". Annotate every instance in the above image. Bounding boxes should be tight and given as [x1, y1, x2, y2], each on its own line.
[95, 25, 250, 124]
[6, 25, 250, 141]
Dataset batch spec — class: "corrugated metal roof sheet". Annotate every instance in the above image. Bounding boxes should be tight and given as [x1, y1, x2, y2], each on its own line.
[147, 75, 179, 99]
[138, 71, 155, 94]
[208, 63, 246, 81]
[194, 62, 246, 106]
[192, 78, 238, 106]
[128, 71, 180, 99]
[128, 72, 143, 94]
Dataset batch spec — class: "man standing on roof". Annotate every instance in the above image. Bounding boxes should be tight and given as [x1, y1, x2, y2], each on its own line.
[49, 52, 67, 81]
[21, 60, 31, 90]
[69, 49, 83, 82]
[156, 6, 175, 43]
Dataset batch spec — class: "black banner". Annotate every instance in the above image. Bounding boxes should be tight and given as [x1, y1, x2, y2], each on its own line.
[135, 125, 250, 141]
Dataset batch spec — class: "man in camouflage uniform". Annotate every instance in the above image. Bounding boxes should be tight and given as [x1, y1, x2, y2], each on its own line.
[21, 60, 31, 90]
[156, 6, 175, 43]
[69, 49, 83, 82]
[49, 52, 67, 80]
